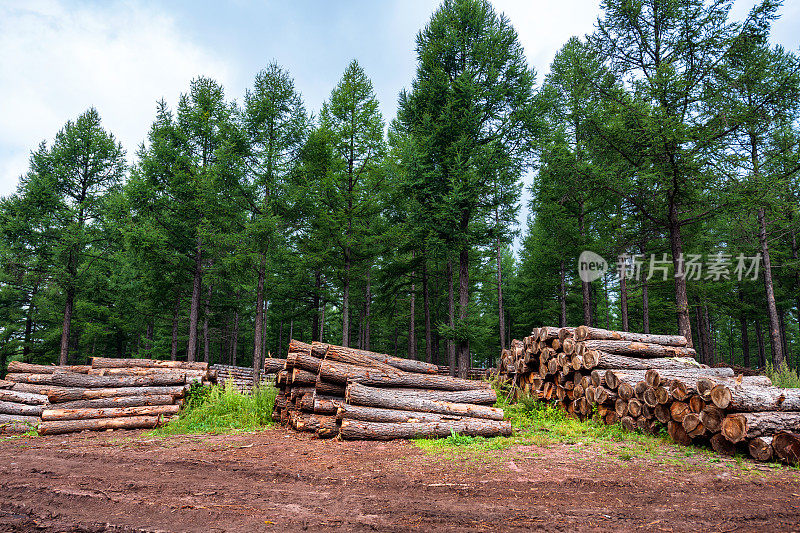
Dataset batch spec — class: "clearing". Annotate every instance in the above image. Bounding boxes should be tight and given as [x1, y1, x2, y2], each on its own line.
[1, 428, 799, 532]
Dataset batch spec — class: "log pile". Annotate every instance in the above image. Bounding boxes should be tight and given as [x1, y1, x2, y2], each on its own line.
[498, 325, 800, 465]
[211, 360, 283, 391]
[273, 340, 509, 440]
[2, 358, 215, 435]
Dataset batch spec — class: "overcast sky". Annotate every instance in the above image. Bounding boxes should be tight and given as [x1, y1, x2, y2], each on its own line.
[1, 0, 798, 243]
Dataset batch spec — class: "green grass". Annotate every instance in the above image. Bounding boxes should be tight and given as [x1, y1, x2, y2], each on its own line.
[766, 361, 800, 388]
[152, 382, 277, 435]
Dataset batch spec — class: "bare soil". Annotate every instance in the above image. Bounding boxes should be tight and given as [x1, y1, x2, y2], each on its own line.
[1, 428, 799, 532]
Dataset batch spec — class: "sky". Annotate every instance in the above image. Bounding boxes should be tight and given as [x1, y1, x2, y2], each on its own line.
[1, 0, 799, 245]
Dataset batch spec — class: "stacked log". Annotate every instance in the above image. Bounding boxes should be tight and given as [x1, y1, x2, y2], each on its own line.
[498, 325, 800, 465]
[210, 361, 283, 391]
[3, 358, 214, 435]
[273, 340, 508, 440]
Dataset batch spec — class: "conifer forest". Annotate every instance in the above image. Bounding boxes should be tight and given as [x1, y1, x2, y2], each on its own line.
[1, 0, 799, 380]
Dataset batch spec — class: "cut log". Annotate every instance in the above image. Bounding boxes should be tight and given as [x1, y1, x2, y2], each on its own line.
[313, 396, 342, 415]
[710, 384, 800, 411]
[0, 400, 44, 417]
[574, 326, 688, 346]
[538, 326, 560, 341]
[604, 411, 618, 425]
[617, 383, 634, 402]
[627, 398, 642, 418]
[670, 402, 689, 423]
[0, 389, 48, 405]
[52, 373, 185, 389]
[339, 418, 512, 440]
[38, 415, 166, 435]
[87, 368, 207, 380]
[748, 435, 774, 462]
[722, 412, 800, 443]
[319, 360, 490, 391]
[293, 353, 323, 373]
[263, 359, 285, 374]
[338, 404, 471, 423]
[620, 416, 636, 432]
[578, 340, 696, 358]
[699, 405, 724, 433]
[345, 383, 503, 420]
[5, 373, 59, 385]
[52, 395, 175, 410]
[321, 344, 395, 371]
[682, 413, 706, 438]
[291, 368, 317, 386]
[709, 433, 736, 456]
[42, 404, 180, 421]
[772, 431, 800, 465]
[371, 387, 497, 405]
[654, 404, 671, 424]
[668, 420, 692, 445]
[615, 399, 628, 418]
[688, 395, 705, 414]
[47, 385, 187, 403]
[289, 387, 315, 402]
[8, 362, 91, 374]
[594, 387, 617, 405]
[0, 379, 13, 389]
[557, 327, 575, 341]
[317, 343, 439, 374]
[589, 352, 701, 371]
[315, 377, 346, 397]
[91, 357, 208, 371]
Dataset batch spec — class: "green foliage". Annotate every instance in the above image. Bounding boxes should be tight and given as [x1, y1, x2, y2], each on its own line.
[153, 383, 277, 435]
[766, 361, 800, 388]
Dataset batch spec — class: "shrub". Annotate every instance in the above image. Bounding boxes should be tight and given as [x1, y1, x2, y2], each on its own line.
[766, 361, 800, 389]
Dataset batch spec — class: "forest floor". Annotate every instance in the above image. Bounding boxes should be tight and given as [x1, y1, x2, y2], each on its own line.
[1, 428, 800, 532]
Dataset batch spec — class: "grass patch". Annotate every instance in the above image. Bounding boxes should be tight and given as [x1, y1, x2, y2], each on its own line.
[766, 361, 800, 388]
[152, 382, 277, 435]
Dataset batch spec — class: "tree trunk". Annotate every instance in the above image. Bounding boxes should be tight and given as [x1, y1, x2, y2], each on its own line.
[457, 245, 469, 379]
[312, 270, 321, 342]
[39, 415, 168, 435]
[22, 286, 37, 362]
[496, 235, 506, 350]
[447, 258, 456, 377]
[738, 286, 750, 368]
[759, 207, 784, 368]
[755, 318, 766, 368]
[619, 262, 629, 332]
[422, 255, 432, 363]
[318, 360, 490, 391]
[408, 261, 416, 361]
[58, 286, 75, 366]
[253, 254, 266, 386]
[668, 202, 693, 347]
[203, 281, 212, 364]
[364, 269, 371, 351]
[773, 431, 800, 465]
[339, 418, 512, 440]
[170, 298, 180, 361]
[574, 326, 687, 346]
[779, 307, 789, 367]
[186, 236, 203, 362]
[0, 401, 44, 417]
[559, 259, 567, 328]
[578, 204, 592, 327]
[342, 250, 351, 347]
[345, 383, 503, 420]
[722, 411, 800, 443]
[642, 275, 650, 334]
[42, 404, 180, 422]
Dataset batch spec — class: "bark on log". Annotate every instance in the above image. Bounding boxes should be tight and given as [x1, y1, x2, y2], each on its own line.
[711, 384, 800, 411]
[42, 404, 180, 421]
[0, 379, 12, 389]
[620, 416, 636, 432]
[578, 340, 696, 358]
[314, 396, 342, 415]
[369, 387, 497, 405]
[345, 383, 503, 420]
[263, 359, 286, 374]
[748, 435, 774, 462]
[574, 326, 688, 346]
[589, 352, 701, 371]
[38, 415, 167, 435]
[773, 431, 800, 465]
[293, 353, 323, 373]
[317, 342, 439, 374]
[339, 418, 512, 440]
[52, 373, 185, 388]
[91, 357, 208, 371]
[8, 362, 91, 374]
[319, 360, 490, 391]
[47, 385, 187, 403]
[0, 400, 44, 416]
[315, 377, 346, 397]
[52, 395, 175, 410]
[0, 388, 48, 405]
[5, 373, 59, 385]
[321, 345, 395, 371]
[337, 404, 471, 423]
[722, 412, 800, 443]
[291, 368, 317, 386]
[88, 368, 208, 379]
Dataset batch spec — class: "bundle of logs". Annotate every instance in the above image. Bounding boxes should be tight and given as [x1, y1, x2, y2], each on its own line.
[274, 340, 510, 440]
[499, 325, 800, 465]
[1, 358, 216, 436]
[211, 360, 283, 391]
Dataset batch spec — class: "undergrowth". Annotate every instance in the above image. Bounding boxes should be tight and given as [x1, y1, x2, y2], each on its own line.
[766, 361, 800, 388]
[152, 382, 277, 435]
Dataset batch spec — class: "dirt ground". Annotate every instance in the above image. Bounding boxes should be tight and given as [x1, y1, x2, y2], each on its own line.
[1, 428, 799, 532]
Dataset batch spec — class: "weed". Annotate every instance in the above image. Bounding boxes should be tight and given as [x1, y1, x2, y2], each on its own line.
[766, 361, 800, 388]
[152, 382, 277, 435]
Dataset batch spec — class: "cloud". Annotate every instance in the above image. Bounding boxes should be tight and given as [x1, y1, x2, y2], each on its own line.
[0, 0, 233, 196]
